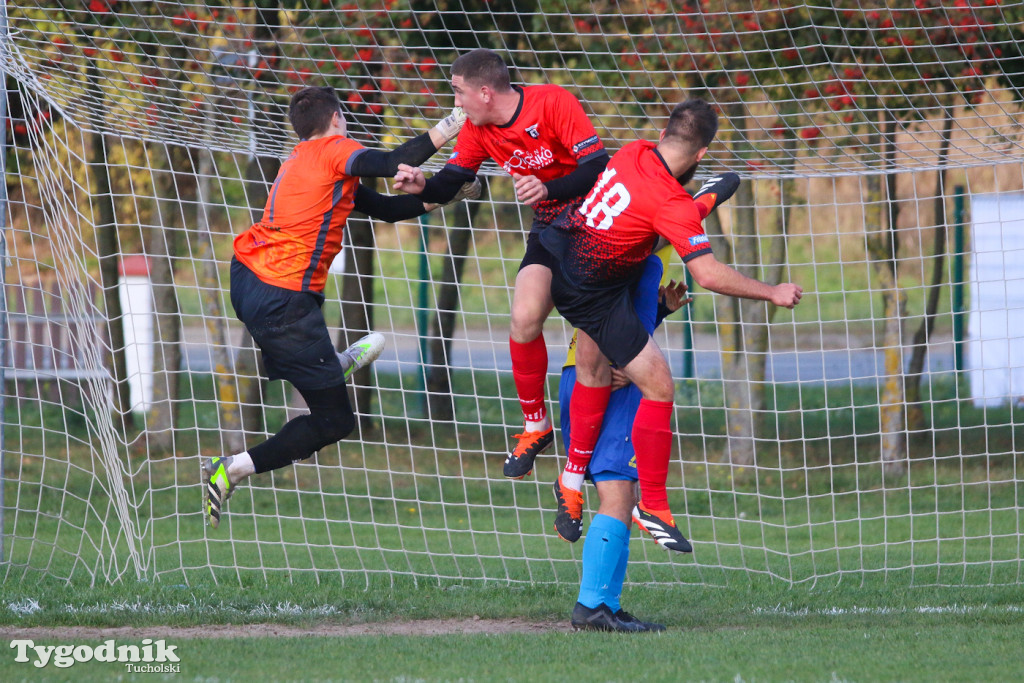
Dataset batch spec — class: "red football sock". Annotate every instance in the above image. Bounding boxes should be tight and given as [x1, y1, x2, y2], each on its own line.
[567, 382, 612, 474]
[509, 335, 548, 424]
[631, 398, 674, 511]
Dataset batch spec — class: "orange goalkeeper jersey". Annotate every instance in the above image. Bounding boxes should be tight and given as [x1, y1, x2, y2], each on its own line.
[234, 135, 364, 293]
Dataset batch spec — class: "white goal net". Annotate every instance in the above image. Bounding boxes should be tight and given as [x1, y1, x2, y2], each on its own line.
[3, 1, 1024, 588]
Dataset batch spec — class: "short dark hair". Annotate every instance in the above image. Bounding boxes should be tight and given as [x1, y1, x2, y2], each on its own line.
[451, 48, 511, 91]
[664, 99, 719, 152]
[289, 86, 340, 140]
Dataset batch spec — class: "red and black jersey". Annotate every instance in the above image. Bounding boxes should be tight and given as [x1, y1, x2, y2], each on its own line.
[444, 84, 605, 223]
[234, 136, 364, 293]
[560, 140, 715, 288]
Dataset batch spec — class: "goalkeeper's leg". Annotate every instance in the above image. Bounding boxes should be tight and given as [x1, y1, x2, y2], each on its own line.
[204, 382, 355, 528]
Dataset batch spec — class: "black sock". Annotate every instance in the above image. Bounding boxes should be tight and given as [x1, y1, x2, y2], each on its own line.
[248, 382, 355, 474]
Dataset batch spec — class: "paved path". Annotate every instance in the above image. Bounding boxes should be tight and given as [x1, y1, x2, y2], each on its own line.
[181, 326, 957, 385]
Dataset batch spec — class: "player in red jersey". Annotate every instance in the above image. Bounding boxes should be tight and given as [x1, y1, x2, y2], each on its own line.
[547, 99, 803, 549]
[393, 48, 609, 480]
[203, 86, 477, 529]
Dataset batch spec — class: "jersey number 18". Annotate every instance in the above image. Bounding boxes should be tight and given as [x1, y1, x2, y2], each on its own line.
[579, 168, 631, 231]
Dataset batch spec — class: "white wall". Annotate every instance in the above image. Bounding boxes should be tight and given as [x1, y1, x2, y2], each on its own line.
[967, 192, 1024, 407]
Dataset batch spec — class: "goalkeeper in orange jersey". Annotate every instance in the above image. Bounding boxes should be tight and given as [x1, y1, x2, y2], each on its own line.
[546, 99, 803, 550]
[203, 85, 477, 528]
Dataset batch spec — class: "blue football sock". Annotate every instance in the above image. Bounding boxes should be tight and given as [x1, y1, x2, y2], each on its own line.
[607, 523, 632, 612]
[577, 513, 631, 610]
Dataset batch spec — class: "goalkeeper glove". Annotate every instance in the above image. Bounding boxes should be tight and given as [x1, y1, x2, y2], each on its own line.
[432, 107, 467, 144]
[692, 172, 740, 219]
[447, 177, 482, 204]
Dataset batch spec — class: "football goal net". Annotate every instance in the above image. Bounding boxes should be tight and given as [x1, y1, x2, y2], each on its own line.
[2, 1, 1023, 588]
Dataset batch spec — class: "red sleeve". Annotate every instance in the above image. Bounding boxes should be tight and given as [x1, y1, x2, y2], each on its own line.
[549, 87, 604, 161]
[326, 137, 365, 177]
[444, 122, 489, 174]
[657, 197, 713, 263]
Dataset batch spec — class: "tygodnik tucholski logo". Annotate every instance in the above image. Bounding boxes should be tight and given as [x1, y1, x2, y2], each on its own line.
[10, 638, 181, 673]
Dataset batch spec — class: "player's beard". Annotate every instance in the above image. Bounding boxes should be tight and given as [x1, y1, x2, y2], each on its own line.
[678, 160, 699, 186]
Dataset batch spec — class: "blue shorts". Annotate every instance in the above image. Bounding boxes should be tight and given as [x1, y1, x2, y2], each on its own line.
[559, 367, 640, 482]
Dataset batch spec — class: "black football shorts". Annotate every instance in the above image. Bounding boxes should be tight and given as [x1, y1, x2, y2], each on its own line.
[549, 264, 649, 369]
[230, 258, 346, 392]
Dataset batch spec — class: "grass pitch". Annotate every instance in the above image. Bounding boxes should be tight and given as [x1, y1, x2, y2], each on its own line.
[2, 580, 1024, 681]
[3, 372, 1024, 680]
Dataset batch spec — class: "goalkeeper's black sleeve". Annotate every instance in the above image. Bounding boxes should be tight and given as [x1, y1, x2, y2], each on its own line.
[542, 152, 609, 201]
[418, 165, 477, 205]
[353, 184, 426, 223]
[347, 132, 437, 177]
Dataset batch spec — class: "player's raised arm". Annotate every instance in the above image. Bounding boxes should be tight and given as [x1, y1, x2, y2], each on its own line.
[345, 107, 466, 178]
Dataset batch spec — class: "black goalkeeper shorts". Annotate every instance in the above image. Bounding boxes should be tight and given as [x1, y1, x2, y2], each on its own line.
[549, 264, 650, 369]
[230, 258, 346, 392]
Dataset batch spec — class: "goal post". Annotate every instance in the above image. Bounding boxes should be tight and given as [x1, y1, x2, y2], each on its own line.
[3, 1, 1024, 588]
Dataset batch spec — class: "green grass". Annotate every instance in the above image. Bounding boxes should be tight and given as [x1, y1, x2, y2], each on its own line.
[2, 581, 1024, 681]
[4, 624, 1023, 682]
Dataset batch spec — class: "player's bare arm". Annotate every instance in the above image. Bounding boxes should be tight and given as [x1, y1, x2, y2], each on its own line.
[686, 252, 803, 309]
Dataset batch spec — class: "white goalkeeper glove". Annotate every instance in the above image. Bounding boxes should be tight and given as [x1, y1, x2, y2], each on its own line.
[446, 177, 482, 205]
[432, 107, 466, 144]
[426, 178, 482, 213]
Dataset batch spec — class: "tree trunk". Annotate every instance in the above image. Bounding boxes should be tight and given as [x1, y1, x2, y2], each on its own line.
[710, 100, 791, 467]
[866, 116, 907, 476]
[89, 123, 134, 431]
[715, 179, 760, 466]
[704, 210, 746, 464]
[905, 109, 956, 431]
[426, 178, 488, 421]
[193, 140, 245, 454]
[338, 178, 377, 434]
[144, 143, 189, 453]
[235, 0, 285, 440]
[235, 151, 278, 440]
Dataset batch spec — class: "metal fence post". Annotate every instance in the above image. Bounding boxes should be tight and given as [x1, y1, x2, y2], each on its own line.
[416, 213, 431, 413]
[952, 186, 966, 375]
